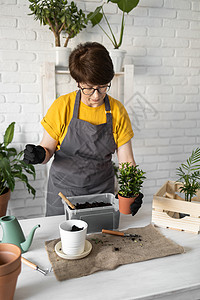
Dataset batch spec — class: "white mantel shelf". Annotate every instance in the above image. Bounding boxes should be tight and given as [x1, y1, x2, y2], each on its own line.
[3, 202, 200, 300]
[55, 68, 125, 76]
[41, 62, 134, 116]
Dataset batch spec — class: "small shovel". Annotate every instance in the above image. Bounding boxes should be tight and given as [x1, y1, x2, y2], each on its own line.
[21, 257, 48, 276]
[102, 229, 138, 238]
[58, 192, 76, 210]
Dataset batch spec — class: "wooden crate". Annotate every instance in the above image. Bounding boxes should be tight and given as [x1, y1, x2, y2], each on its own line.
[152, 180, 200, 234]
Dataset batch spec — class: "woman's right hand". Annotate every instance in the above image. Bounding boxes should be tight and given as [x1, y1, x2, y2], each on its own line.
[23, 144, 46, 164]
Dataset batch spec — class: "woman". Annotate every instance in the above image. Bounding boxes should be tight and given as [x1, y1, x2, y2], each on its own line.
[24, 42, 138, 216]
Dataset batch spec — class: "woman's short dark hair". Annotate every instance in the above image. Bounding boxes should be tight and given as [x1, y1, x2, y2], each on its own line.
[69, 42, 114, 85]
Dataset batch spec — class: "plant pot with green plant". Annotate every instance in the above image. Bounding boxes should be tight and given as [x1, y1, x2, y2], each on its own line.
[0, 122, 36, 217]
[88, 0, 140, 72]
[117, 162, 146, 214]
[28, 0, 90, 68]
[176, 147, 200, 218]
[152, 148, 200, 233]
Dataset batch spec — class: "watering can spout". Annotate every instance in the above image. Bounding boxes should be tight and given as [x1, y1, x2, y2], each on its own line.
[20, 224, 40, 253]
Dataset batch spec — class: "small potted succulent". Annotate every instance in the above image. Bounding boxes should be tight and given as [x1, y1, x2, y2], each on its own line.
[88, 0, 140, 71]
[117, 162, 146, 214]
[28, 0, 89, 67]
[0, 122, 36, 217]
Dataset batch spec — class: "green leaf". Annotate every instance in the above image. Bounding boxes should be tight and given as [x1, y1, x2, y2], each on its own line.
[108, 0, 140, 13]
[88, 7, 103, 27]
[0, 157, 15, 191]
[4, 122, 15, 147]
[0, 122, 36, 197]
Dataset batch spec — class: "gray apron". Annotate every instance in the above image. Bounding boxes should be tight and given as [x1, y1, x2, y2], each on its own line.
[46, 90, 117, 216]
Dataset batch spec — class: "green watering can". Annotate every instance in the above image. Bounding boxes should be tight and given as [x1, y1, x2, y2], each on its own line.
[0, 215, 40, 253]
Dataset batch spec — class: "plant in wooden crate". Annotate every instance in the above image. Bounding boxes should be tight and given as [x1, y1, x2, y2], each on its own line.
[0, 122, 36, 217]
[117, 162, 146, 214]
[152, 148, 200, 234]
[176, 148, 200, 202]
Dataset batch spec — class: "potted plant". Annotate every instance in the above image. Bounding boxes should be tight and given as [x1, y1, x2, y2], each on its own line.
[176, 148, 200, 202]
[117, 162, 146, 214]
[28, 0, 89, 67]
[0, 122, 36, 217]
[152, 148, 200, 234]
[88, 0, 140, 71]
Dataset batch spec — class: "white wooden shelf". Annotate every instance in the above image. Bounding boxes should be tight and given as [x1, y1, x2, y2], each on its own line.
[41, 62, 134, 116]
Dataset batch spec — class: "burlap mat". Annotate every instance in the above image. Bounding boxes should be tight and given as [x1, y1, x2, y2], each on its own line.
[45, 224, 184, 281]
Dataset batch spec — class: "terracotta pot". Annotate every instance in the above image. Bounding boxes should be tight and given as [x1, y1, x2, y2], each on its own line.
[0, 188, 11, 217]
[118, 194, 137, 215]
[0, 243, 21, 300]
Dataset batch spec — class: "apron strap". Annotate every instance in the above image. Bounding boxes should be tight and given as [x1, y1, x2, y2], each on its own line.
[73, 90, 113, 129]
[104, 94, 112, 126]
[73, 90, 81, 118]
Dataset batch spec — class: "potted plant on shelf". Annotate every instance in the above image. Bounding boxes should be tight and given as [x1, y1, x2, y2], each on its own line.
[28, 0, 89, 67]
[0, 122, 36, 217]
[88, 0, 140, 71]
[117, 162, 146, 214]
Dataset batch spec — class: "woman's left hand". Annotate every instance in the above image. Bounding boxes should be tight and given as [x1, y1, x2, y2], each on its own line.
[130, 193, 143, 216]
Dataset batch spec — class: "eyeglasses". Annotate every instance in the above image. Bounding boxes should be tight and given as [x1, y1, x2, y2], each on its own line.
[78, 83, 111, 95]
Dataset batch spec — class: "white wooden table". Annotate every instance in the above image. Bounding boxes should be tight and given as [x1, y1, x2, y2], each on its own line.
[2, 202, 199, 300]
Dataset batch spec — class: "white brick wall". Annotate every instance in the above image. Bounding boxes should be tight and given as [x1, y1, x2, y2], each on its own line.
[0, 0, 199, 218]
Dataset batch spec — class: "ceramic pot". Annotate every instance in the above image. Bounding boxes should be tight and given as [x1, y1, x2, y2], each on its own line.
[0, 188, 11, 218]
[118, 194, 137, 215]
[59, 220, 88, 255]
[109, 49, 126, 72]
[55, 47, 71, 68]
[0, 243, 21, 300]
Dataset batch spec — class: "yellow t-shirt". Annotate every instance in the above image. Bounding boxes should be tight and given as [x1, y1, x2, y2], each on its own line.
[41, 91, 134, 150]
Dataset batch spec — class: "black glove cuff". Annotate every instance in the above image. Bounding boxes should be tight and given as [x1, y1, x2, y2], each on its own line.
[130, 193, 143, 216]
[36, 145, 46, 163]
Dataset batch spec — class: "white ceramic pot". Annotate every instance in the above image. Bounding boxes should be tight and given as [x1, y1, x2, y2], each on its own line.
[59, 220, 88, 255]
[55, 47, 71, 68]
[109, 49, 126, 72]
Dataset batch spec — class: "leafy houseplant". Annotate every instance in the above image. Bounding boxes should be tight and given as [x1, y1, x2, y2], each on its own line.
[28, 0, 89, 47]
[176, 148, 200, 202]
[88, 0, 140, 49]
[118, 162, 146, 197]
[117, 162, 146, 214]
[0, 122, 36, 216]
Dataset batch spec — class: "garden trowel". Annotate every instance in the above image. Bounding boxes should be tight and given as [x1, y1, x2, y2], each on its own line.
[102, 229, 138, 238]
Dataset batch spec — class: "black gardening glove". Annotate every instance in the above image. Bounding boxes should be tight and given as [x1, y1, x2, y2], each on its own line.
[23, 144, 46, 164]
[130, 193, 143, 216]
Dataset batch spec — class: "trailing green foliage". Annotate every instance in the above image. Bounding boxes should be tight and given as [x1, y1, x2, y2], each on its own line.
[118, 162, 146, 197]
[88, 0, 140, 49]
[0, 122, 36, 197]
[28, 0, 89, 47]
[176, 148, 200, 201]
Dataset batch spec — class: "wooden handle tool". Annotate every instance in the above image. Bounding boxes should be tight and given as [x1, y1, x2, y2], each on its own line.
[21, 257, 48, 276]
[102, 229, 136, 238]
[58, 192, 76, 209]
[102, 229, 125, 236]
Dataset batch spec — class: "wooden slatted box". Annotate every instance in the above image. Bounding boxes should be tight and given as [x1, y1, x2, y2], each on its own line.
[152, 180, 200, 234]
